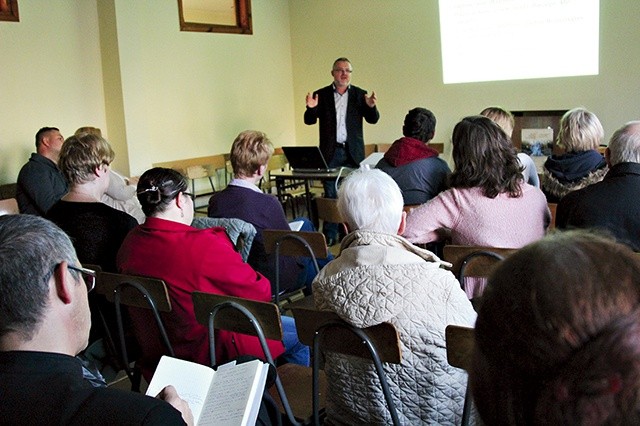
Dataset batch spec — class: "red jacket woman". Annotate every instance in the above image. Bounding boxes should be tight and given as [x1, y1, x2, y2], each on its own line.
[117, 168, 284, 380]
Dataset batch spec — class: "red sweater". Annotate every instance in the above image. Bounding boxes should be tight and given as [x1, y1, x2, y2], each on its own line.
[117, 217, 284, 380]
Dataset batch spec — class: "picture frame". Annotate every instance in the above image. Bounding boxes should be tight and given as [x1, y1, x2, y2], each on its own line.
[178, 0, 252, 35]
[0, 0, 19, 22]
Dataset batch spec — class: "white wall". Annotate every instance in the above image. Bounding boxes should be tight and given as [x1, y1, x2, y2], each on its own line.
[0, 0, 106, 183]
[111, 0, 297, 175]
[0, 0, 296, 182]
[2, 0, 640, 184]
[290, 0, 640, 160]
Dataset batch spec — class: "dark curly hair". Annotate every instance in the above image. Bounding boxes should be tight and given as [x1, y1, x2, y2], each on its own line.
[402, 107, 436, 143]
[449, 115, 523, 198]
[136, 167, 188, 217]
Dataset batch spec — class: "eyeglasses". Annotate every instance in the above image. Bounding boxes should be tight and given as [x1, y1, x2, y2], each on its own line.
[68, 265, 97, 292]
[333, 68, 352, 74]
[182, 191, 194, 199]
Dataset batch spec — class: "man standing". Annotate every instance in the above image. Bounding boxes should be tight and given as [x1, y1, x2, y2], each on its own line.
[16, 127, 69, 215]
[0, 214, 192, 425]
[304, 57, 380, 243]
[556, 121, 640, 251]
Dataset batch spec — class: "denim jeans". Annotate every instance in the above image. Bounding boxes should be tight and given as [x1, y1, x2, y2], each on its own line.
[322, 145, 353, 240]
[292, 217, 334, 292]
[280, 315, 310, 366]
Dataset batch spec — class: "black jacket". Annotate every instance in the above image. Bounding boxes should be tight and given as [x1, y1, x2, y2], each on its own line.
[304, 84, 379, 165]
[556, 162, 640, 251]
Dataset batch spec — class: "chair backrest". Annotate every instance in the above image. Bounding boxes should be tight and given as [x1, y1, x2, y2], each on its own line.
[442, 245, 516, 281]
[547, 202, 557, 230]
[291, 306, 402, 426]
[402, 204, 420, 214]
[261, 153, 290, 193]
[263, 229, 328, 259]
[0, 198, 19, 215]
[154, 154, 227, 179]
[262, 230, 328, 306]
[95, 271, 174, 390]
[376, 143, 392, 153]
[191, 216, 257, 262]
[364, 143, 376, 157]
[314, 197, 344, 224]
[291, 307, 401, 364]
[445, 325, 474, 371]
[153, 154, 229, 210]
[376, 142, 443, 154]
[192, 291, 284, 345]
[430, 142, 444, 154]
[0, 183, 17, 200]
[192, 291, 307, 425]
[445, 325, 475, 426]
[267, 153, 289, 172]
[97, 272, 172, 312]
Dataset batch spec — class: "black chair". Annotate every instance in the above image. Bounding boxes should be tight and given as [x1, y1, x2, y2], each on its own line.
[291, 306, 402, 426]
[442, 245, 516, 291]
[262, 229, 327, 309]
[191, 291, 323, 425]
[95, 272, 174, 392]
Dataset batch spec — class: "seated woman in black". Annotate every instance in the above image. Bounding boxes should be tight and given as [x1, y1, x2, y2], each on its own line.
[47, 133, 137, 364]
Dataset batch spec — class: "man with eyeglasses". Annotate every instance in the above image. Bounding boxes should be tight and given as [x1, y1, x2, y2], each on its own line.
[304, 57, 380, 245]
[0, 215, 193, 425]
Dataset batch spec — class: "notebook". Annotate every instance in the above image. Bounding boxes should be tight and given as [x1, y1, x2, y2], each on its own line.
[281, 146, 337, 173]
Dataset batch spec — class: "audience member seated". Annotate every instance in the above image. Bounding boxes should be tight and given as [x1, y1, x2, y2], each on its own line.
[0, 214, 192, 425]
[47, 133, 139, 364]
[75, 126, 145, 224]
[403, 116, 549, 298]
[313, 169, 476, 425]
[208, 130, 330, 294]
[47, 133, 138, 273]
[557, 121, 640, 251]
[542, 107, 607, 202]
[375, 107, 450, 204]
[471, 231, 640, 425]
[16, 127, 68, 215]
[118, 167, 309, 381]
[480, 106, 540, 187]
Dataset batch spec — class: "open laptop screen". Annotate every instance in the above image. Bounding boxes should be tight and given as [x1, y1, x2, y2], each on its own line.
[281, 146, 336, 172]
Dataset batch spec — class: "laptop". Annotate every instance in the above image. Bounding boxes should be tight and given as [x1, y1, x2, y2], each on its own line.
[281, 146, 337, 173]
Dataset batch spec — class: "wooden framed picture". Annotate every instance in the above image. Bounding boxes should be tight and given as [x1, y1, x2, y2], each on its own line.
[178, 0, 252, 35]
[0, 0, 19, 22]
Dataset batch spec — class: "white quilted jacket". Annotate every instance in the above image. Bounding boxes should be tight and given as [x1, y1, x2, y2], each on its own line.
[313, 230, 476, 425]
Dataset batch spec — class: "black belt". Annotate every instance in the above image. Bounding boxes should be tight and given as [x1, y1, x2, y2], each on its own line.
[336, 144, 346, 149]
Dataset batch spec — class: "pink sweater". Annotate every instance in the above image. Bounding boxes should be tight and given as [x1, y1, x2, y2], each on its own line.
[404, 185, 550, 247]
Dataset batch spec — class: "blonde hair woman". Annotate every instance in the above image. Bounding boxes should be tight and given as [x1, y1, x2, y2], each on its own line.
[542, 107, 607, 202]
[74, 126, 145, 223]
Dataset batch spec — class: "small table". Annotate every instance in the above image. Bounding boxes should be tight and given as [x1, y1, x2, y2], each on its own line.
[270, 169, 353, 224]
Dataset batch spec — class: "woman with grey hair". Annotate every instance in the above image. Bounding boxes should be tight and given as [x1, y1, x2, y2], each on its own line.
[312, 169, 476, 425]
